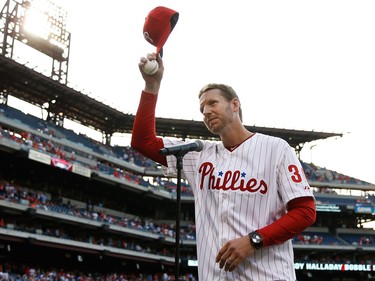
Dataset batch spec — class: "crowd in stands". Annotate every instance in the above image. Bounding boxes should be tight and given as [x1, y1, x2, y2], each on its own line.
[295, 234, 324, 245]
[338, 233, 375, 247]
[1, 101, 375, 185]
[0, 125, 194, 197]
[0, 124, 374, 204]
[359, 236, 374, 246]
[2, 104, 375, 188]
[0, 179, 196, 247]
[1, 177, 375, 250]
[2, 105, 375, 280]
[301, 162, 370, 185]
[0, 263, 197, 281]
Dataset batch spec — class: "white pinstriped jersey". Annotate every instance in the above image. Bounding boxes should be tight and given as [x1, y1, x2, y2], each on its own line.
[163, 133, 314, 281]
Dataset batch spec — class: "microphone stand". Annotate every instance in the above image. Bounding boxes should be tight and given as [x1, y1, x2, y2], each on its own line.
[159, 142, 204, 280]
[159, 150, 187, 281]
[174, 154, 183, 281]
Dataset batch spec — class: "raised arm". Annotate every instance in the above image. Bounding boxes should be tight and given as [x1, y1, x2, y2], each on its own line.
[131, 53, 167, 166]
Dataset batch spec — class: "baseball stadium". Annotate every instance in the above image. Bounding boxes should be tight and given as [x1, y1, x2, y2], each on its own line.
[1, 1, 375, 280]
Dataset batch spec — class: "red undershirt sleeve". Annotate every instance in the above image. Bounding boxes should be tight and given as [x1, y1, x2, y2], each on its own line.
[257, 196, 316, 247]
[131, 91, 168, 167]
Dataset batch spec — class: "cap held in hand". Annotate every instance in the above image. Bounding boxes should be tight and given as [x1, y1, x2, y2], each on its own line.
[143, 6, 179, 57]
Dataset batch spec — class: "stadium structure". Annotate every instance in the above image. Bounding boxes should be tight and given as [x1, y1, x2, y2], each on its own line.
[1, 0, 375, 280]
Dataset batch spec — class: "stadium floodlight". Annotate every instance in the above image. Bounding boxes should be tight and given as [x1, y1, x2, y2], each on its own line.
[1, 0, 71, 83]
[19, 0, 69, 60]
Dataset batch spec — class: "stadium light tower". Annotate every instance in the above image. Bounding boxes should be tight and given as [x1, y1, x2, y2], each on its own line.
[0, 0, 71, 84]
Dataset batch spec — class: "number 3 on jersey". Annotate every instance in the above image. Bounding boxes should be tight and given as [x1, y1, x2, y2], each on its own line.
[288, 164, 310, 190]
[288, 164, 302, 182]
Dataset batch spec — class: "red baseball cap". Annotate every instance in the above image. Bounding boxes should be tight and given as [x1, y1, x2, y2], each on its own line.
[143, 6, 179, 57]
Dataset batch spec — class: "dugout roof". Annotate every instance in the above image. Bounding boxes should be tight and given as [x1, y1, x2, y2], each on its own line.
[0, 55, 342, 149]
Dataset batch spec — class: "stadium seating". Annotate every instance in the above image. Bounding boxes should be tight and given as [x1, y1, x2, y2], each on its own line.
[1, 104, 375, 281]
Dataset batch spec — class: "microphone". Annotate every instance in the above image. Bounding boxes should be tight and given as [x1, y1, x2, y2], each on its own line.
[159, 140, 204, 156]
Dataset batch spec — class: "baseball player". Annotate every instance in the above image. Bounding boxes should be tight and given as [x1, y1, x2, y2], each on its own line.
[131, 53, 316, 280]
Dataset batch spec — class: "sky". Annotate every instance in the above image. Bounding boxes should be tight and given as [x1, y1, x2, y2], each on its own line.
[2, 0, 375, 185]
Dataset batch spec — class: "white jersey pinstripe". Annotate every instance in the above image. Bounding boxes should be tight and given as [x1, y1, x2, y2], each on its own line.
[163, 133, 314, 281]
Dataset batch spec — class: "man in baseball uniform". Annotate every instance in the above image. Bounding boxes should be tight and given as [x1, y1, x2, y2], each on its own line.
[131, 53, 316, 280]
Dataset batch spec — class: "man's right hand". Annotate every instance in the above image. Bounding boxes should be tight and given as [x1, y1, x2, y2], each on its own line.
[139, 53, 164, 94]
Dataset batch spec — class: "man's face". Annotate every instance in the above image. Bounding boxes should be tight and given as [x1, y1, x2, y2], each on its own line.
[199, 89, 236, 134]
